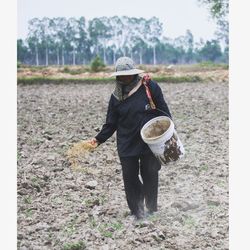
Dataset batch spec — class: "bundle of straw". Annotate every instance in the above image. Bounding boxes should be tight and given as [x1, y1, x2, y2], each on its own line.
[66, 140, 98, 169]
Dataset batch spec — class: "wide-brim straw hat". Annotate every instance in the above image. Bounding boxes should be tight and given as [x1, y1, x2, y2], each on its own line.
[111, 57, 144, 77]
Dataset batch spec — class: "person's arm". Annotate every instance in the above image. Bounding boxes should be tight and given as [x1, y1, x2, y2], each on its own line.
[94, 95, 118, 144]
[151, 81, 172, 120]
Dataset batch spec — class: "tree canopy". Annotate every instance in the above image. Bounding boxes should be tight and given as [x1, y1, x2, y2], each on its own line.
[197, 0, 229, 46]
[18, 16, 228, 66]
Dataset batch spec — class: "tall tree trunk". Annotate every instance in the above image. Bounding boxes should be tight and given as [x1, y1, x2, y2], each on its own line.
[96, 45, 99, 56]
[130, 49, 133, 60]
[57, 47, 60, 65]
[73, 48, 76, 65]
[103, 47, 106, 64]
[139, 48, 142, 64]
[82, 50, 85, 65]
[82, 53, 85, 65]
[113, 50, 116, 64]
[45, 44, 48, 66]
[62, 47, 65, 66]
[153, 46, 156, 65]
[35, 44, 39, 66]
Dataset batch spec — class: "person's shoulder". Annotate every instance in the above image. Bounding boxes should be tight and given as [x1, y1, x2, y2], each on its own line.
[149, 79, 158, 86]
[148, 78, 160, 91]
[110, 93, 121, 105]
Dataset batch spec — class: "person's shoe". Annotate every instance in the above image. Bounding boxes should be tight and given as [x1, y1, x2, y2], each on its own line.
[146, 203, 157, 214]
[148, 208, 157, 214]
[134, 213, 144, 220]
[145, 207, 157, 218]
[133, 208, 145, 220]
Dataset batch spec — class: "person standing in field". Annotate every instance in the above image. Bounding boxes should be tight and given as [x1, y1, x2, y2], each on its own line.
[89, 57, 172, 220]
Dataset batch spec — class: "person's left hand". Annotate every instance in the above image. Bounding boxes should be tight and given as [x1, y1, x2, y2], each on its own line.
[86, 138, 100, 148]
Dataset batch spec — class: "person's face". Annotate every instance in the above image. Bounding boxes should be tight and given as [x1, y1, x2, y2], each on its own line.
[116, 75, 134, 84]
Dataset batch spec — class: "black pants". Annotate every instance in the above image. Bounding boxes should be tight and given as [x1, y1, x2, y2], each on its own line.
[119, 151, 161, 218]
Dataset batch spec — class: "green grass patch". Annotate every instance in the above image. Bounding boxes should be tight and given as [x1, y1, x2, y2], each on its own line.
[23, 196, 32, 204]
[63, 222, 76, 236]
[217, 179, 227, 188]
[25, 208, 34, 218]
[83, 194, 107, 208]
[17, 75, 203, 85]
[183, 215, 196, 228]
[17, 151, 21, 161]
[97, 221, 123, 238]
[63, 241, 86, 250]
[88, 217, 98, 229]
[199, 164, 209, 173]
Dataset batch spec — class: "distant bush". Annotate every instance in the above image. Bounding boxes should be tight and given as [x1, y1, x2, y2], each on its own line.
[138, 65, 147, 71]
[60, 66, 90, 75]
[154, 75, 202, 83]
[62, 66, 70, 73]
[29, 66, 47, 72]
[148, 66, 162, 73]
[17, 61, 22, 68]
[90, 56, 105, 72]
[198, 61, 228, 69]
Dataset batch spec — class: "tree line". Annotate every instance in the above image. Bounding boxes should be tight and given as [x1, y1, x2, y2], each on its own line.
[17, 16, 228, 66]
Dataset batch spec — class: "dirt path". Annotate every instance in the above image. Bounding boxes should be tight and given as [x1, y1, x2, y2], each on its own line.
[17, 81, 228, 249]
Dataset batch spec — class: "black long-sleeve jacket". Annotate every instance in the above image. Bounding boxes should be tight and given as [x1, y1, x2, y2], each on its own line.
[95, 80, 172, 157]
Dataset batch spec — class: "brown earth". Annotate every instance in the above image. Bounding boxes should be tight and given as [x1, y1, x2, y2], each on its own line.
[17, 77, 228, 249]
[17, 64, 229, 83]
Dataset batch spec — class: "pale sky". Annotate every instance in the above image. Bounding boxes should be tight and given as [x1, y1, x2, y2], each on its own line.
[17, 0, 218, 42]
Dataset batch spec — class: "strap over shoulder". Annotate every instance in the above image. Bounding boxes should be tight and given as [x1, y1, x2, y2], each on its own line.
[142, 74, 151, 85]
[142, 74, 156, 110]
